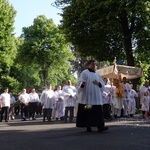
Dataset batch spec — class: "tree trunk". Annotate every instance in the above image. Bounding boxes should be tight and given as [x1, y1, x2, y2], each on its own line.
[42, 68, 48, 86]
[120, 11, 139, 90]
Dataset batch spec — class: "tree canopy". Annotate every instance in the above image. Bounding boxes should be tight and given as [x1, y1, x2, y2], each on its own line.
[0, 0, 18, 91]
[54, 0, 150, 67]
[19, 15, 75, 86]
[0, 0, 17, 73]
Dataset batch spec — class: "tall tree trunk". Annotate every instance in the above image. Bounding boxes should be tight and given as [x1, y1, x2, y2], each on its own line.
[120, 10, 139, 90]
[42, 68, 48, 86]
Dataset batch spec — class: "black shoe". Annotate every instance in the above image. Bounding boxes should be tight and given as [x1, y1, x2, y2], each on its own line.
[5, 120, 8, 122]
[86, 127, 92, 132]
[130, 114, 134, 117]
[60, 117, 64, 120]
[21, 118, 27, 121]
[98, 126, 109, 132]
[32, 118, 36, 120]
[114, 115, 117, 119]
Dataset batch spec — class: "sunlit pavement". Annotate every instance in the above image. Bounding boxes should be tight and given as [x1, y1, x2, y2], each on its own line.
[0, 115, 150, 150]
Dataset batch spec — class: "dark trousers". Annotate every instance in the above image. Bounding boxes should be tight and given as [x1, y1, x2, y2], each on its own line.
[15, 105, 20, 115]
[43, 108, 52, 122]
[76, 104, 105, 128]
[21, 104, 28, 119]
[0, 107, 9, 121]
[36, 102, 42, 115]
[64, 106, 74, 123]
[29, 102, 38, 118]
[103, 104, 111, 119]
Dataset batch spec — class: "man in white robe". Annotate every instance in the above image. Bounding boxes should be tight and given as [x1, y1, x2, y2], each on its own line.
[40, 84, 55, 122]
[63, 80, 77, 123]
[76, 60, 108, 132]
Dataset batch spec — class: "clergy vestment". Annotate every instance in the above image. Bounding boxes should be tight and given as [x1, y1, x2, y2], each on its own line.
[40, 89, 55, 121]
[76, 68, 105, 128]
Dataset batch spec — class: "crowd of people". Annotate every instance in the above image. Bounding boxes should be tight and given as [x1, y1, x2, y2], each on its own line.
[0, 60, 150, 133]
[0, 80, 78, 123]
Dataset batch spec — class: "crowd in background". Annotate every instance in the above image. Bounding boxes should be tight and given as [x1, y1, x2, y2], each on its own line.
[0, 80, 78, 122]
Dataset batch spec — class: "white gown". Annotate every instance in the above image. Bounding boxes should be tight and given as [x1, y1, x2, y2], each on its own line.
[77, 69, 104, 105]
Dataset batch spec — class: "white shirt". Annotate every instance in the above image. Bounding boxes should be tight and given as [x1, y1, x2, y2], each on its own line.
[0, 92, 11, 107]
[77, 69, 104, 105]
[19, 93, 30, 103]
[29, 92, 40, 103]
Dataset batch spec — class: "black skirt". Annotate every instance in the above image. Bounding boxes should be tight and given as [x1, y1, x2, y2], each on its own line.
[76, 103, 105, 128]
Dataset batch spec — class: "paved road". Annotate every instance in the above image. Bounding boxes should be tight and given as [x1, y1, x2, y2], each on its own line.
[0, 115, 150, 150]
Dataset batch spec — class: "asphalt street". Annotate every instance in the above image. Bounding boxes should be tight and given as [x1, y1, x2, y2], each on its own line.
[0, 115, 150, 150]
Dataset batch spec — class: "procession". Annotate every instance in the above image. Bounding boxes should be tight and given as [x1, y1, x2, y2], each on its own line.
[0, 60, 149, 133]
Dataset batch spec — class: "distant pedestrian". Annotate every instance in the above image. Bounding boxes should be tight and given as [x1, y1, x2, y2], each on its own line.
[0, 87, 10, 122]
[9, 93, 16, 120]
[29, 88, 40, 120]
[19, 88, 30, 121]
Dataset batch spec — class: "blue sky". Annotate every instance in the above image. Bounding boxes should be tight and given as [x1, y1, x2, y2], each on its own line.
[8, 0, 62, 36]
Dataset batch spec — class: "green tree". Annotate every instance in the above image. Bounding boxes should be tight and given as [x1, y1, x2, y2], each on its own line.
[0, 0, 17, 89]
[54, 0, 150, 67]
[19, 15, 75, 86]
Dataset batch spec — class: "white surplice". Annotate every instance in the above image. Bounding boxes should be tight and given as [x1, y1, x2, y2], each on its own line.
[77, 69, 104, 105]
